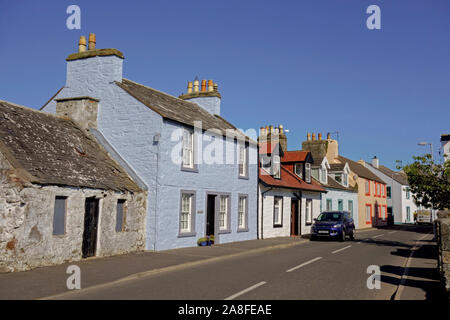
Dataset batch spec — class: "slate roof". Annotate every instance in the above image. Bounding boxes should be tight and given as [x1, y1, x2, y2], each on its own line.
[370, 164, 409, 185]
[337, 155, 385, 184]
[329, 163, 346, 172]
[315, 176, 357, 192]
[259, 165, 326, 193]
[116, 78, 253, 143]
[0, 100, 141, 192]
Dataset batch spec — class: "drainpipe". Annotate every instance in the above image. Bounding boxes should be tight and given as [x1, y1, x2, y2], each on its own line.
[260, 187, 273, 239]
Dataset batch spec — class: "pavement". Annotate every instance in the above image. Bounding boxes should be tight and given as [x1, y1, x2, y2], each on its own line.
[0, 225, 447, 300]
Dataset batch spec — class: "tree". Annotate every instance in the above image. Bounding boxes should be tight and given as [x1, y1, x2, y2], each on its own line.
[399, 154, 450, 210]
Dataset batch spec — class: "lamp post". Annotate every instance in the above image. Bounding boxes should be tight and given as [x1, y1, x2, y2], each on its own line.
[418, 142, 433, 162]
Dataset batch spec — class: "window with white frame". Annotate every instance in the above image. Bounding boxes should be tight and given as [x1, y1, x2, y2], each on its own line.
[219, 195, 229, 231]
[180, 193, 193, 233]
[320, 167, 327, 184]
[273, 155, 281, 178]
[182, 129, 194, 169]
[305, 199, 313, 225]
[365, 180, 370, 194]
[343, 172, 348, 187]
[335, 173, 342, 184]
[406, 187, 410, 199]
[273, 196, 283, 226]
[294, 163, 303, 178]
[305, 163, 311, 183]
[381, 184, 385, 197]
[238, 196, 247, 230]
[377, 183, 381, 196]
[239, 143, 248, 177]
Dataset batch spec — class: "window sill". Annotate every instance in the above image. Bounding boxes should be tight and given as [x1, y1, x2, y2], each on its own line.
[178, 232, 197, 238]
[181, 166, 199, 173]
[218, 229, 231, 234]
[238, 175, 249, 180]
[273, 224, 283, 228]
[237, 228, 249, 233]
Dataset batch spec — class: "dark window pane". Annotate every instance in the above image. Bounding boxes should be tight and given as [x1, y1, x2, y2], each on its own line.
[116, 200, 126, 232]
[53, 196, 67, 235]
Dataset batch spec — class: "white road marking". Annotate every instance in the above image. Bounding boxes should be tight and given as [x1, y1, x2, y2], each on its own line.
[286, 257, 323, 273]
[224, 281, 267, 300]
[332, 245, 352, 254]
[372, 234, 384, 238]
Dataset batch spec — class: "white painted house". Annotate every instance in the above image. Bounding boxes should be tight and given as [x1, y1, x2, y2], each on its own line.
[365, 157, 419, 224]
[258, 128, 325, 239]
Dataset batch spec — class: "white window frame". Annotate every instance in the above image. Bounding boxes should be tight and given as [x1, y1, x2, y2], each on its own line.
[273, 196, 283, 227]
[320, 167, 327, 184]
[219, 195, 229, 231]
[179, 191, 196, 236]
[273, 155, 281, 179]
[182, 129, 194, 169]
[366, 205, 371, 222]
[305, 199, 313, 225]
[294, 163, 303, 179]
[305, 163, 311, 183]
[238, 143, 248, 178]
[238, 195, 248, 231]
[342, 172, 348, 187]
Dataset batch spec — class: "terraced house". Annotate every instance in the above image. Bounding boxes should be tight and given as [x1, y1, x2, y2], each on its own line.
[41, 34, 258, 250]
[258, 126, 325, 238]
[302, 133, 387, 229]
[301, 133, 359, 227]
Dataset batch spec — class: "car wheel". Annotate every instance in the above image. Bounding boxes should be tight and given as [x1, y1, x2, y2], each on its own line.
[339, 229, 346, 242]
[350, 229, 355, 241]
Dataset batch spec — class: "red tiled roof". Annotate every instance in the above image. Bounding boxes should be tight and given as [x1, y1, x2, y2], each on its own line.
[259, 165, 326, 192]
[281, 150, 308, 162]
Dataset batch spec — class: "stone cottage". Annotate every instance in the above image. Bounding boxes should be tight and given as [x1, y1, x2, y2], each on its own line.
[41, 34, 258, 251]
[0, 100, 147, 272]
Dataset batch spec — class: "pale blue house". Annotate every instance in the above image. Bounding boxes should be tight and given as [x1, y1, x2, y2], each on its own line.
[41, 35, 258, 251]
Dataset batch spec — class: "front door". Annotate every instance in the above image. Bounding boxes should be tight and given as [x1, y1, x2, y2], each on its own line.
[206, 195, 216, 237]
[82, 197, 100, 258]
[291, 199, 299, 236]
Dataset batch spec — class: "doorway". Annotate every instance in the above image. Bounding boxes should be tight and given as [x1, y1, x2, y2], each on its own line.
[206, 195, 216, 237]
[291, 199, 299, 236]
[82, 197, 100, 258]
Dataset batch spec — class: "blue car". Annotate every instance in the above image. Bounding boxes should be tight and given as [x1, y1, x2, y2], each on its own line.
[310, 211, 356, 241]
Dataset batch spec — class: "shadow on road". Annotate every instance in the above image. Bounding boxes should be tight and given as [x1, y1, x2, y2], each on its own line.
[380, 243, 448, 300]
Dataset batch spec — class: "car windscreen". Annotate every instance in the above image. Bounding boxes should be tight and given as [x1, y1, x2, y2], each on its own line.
[316, 212, 342, 221]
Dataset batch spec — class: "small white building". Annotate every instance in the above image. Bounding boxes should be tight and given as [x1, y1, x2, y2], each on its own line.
[365, 156, 419, 224]
[257, 131, 325, 239]
[440, 134, 450, 163]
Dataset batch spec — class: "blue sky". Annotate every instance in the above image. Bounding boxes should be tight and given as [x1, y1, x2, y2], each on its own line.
[1, 0, 449, 169]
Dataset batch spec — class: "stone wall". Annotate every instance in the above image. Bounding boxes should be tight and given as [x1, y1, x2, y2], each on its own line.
[0, 152, 147, 272]
[436, 210, 450, 293]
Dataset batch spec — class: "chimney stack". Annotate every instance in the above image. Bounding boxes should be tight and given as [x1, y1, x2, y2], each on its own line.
[88, 33, 96, 50]
[179, 77, 222, 115]
[78, 36, 87, 53]
[55, 96, 100, 130]
[372, 156, 379, 168]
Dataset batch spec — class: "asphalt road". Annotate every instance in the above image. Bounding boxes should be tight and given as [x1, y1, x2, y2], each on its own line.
[46, 225, 437, 300]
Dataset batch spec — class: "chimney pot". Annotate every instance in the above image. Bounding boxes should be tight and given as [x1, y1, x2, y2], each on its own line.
[88, 33, 96, 50]
[279, 124, 284, 134]
[307, 132, 311, 141]
[78, 36, 87, 53]
[201, 80, 207, 92]
[270, 125, 274, 133]
[213, 83, 218, 92]
[187, 81, 193, 94]
[327, 132, 331, 140]
[312, 133, 316, 141]
[318, 133, 322, 140]
[208, 80, 214, 92]
[193, 79, 199, 92]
